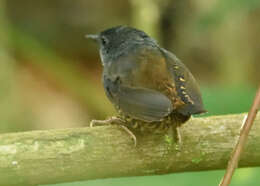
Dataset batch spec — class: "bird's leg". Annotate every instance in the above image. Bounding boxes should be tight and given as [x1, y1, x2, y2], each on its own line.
[170, 123, 182, 150]
[119, 125, 137, 146]
[173, 125, 182, 145]
[90, 116, 137, 146]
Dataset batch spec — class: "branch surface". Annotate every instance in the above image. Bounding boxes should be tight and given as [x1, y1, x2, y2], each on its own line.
[0, 113, 260, 186]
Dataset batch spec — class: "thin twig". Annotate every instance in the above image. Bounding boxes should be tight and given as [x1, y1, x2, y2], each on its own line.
[219, 86, 260, 186]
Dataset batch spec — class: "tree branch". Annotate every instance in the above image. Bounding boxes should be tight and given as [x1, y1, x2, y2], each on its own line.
[0, 113, 260, 186]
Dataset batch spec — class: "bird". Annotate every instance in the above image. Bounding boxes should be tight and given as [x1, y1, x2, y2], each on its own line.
[86, 26, 206, 145]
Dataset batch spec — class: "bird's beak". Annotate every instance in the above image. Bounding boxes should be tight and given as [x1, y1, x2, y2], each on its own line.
[85, 34, 99, 41]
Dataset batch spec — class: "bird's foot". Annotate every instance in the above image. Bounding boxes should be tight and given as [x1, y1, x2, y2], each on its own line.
[90, 117, 137, 146]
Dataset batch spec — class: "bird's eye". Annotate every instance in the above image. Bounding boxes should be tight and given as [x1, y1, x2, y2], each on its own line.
[101, 36, 108, 45]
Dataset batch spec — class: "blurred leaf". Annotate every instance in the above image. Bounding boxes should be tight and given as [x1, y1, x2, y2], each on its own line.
[198, 0, 260, 28]
[10, 27, 115, 120]
[42, 168, 260, 186]
[0, 0, 35, 133]
[202, 85, 257, 116]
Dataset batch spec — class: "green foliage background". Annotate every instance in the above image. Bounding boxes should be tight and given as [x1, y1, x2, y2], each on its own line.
[0, 0, 259, 185]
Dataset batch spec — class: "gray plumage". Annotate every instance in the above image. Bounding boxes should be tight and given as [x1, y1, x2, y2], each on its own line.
[87, 26, 206, 124]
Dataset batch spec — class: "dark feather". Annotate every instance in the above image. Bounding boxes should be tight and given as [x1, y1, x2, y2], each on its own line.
[117, 86, 173, 121]
[161, 48, 206, 115]
[103, 76, 173, 122]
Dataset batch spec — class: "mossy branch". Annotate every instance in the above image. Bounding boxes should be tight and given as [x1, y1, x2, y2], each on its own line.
[0, 113, 260, 186]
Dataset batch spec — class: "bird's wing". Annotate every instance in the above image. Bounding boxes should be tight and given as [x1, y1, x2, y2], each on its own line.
[103, 76, 173, 122]
[161, 48, 206, 115]
[117, 86, 173, 122]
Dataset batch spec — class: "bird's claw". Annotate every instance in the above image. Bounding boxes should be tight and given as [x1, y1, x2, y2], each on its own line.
[90, 117, 137, 146]
[119, 125, 137, 146]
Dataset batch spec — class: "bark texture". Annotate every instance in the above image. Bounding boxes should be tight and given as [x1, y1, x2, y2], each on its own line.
[0, 113, 259, 186]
